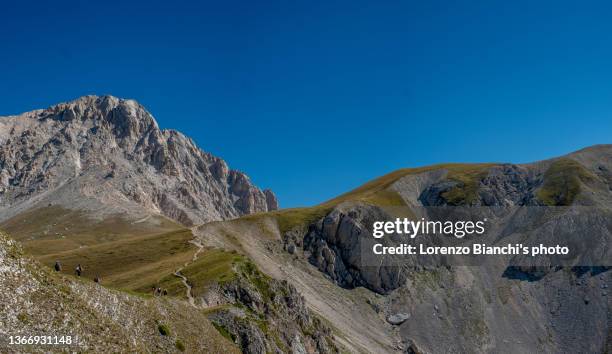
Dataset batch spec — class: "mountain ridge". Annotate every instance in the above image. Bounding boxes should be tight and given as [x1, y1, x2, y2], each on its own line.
[193, 144, 611, 353]
[0, 96, 610, 353]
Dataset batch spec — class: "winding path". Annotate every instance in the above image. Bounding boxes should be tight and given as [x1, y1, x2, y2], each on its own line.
[173, 237, 204, 308]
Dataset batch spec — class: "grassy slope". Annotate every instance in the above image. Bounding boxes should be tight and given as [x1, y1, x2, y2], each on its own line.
[0, 231, 239, 354]
[255, 163, 496, 234]
[0, 205, 272, 302]
[1, 205, 181, 255]
[0, 208, 280, 348]
[38, 229, 198, 292]
[441, 164, 494, 205]
[158, 248, 245, 298]
[242, 158, 597, 233]
[326, 163, 494, 205]
[0, 206, 197, 294]
[536, 158, 596, 206]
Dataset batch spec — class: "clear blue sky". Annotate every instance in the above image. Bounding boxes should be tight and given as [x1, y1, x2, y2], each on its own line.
[1, 1, 611, 207]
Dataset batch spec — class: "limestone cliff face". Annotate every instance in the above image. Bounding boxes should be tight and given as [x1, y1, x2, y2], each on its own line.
[0, 95, 277, 225]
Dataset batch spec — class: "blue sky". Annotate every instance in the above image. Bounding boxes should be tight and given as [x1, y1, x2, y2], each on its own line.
[1, 1, 611, 207]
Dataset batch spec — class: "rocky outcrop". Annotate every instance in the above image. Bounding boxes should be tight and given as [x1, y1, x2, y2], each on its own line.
[386, 313, 411, 325]
[0, 95, 277, 225]
[419, 164, 540, 207]
[264, 189, 279, 210]
[301, 204, 406, 294]
[478, 164, 539, 206]
[206, 261, 337, 354]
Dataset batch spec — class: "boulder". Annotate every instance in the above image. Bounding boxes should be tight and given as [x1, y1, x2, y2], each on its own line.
[387, 313, 411, 325]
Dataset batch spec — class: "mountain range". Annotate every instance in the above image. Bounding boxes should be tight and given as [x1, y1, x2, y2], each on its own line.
[0, 96, 610, 354]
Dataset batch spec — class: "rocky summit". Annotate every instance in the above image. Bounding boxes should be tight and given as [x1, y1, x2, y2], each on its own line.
[0, 95, 277, 225]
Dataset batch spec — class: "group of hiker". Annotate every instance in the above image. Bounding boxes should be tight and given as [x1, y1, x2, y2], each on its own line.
[53, 260, 169, 296]
[53, 260, 101, 284]
[152, 287, 169, 297]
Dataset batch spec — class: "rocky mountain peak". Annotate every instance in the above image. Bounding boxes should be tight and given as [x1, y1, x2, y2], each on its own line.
[0, 95, 278, 225]
[41, 95, 159, 141]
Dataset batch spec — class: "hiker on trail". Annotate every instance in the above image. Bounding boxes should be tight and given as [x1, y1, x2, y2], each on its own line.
[152, 286, 157, 296]
[156, 287, 162, 296]
[162, 289, 168, 296]
[54, 261, 61, 272]
[75, 264, 83, 277]
[94, 276, 100, 284]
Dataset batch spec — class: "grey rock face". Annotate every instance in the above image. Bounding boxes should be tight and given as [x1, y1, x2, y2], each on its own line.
[302, 204, 406, 294]
[208, 273, 337, 354]
[478, 164, 539, 206]
[264, 189, 279, 210]
[0, 95, 277, 225]
[386, 313, 411, 325]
